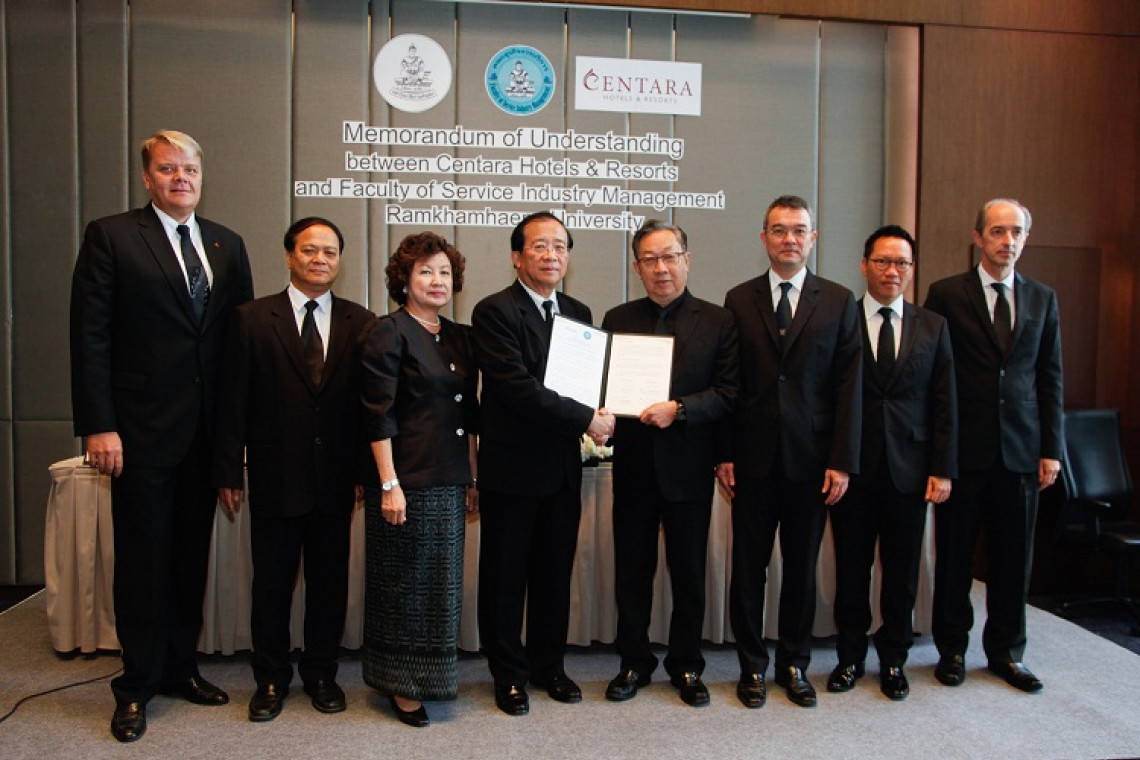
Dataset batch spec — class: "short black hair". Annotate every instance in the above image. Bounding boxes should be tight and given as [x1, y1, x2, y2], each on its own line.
[510, 211, 573, 253]
[284, 216, 345, 253]
[862, 224, 915, 259]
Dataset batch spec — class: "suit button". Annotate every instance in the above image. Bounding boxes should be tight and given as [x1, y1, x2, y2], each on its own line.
[999, 369, 1006, 377]
[315, 437, 323, 445]
[194, 376, 201, 384]
[449, 363, 456, 372]
[456, 428, 464, 436]
[778, 374, 786, 382]
[454, 394, 463, 402]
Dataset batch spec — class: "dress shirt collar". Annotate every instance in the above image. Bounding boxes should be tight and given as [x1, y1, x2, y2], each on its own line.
[151, 204, 197, 239]
[517, 278, 559, 317]
[862, 293, 903, 322]
[769, 266, 807, 294]
[977, 263, 1015, 291]
[287, 283, 333, 315]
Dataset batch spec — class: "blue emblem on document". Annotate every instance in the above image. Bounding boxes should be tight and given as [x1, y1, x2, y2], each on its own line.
[486, 45, 555, 115]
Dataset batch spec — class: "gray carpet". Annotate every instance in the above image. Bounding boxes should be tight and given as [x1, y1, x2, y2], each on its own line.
[1, 587, 1139, 760]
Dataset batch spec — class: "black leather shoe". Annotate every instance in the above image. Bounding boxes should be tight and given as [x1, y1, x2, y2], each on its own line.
[248, 683, 288, 722]
[494, 683, 529, 716]
[670, 672, 710, 707]
[774, 666, 817, 707]
[304, 679, 346, 713]
[166, 675, 229, 705]
[934, 654, 966, 686]
[110, 702, 146, 742]
[880, 666, 909, 700]
[826, 662, 865, 693]
[531, 671, 582, 703]
[987, 661, 1043, 693]
[736, 672, 767, 709]
[605, 668, 651, 701]
[388, 696, 430, 727]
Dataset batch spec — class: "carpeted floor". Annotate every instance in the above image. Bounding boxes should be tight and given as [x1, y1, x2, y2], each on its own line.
[1, 586, 1139, 760]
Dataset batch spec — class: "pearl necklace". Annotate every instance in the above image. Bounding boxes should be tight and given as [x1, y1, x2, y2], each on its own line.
[406, 309, 441, 328]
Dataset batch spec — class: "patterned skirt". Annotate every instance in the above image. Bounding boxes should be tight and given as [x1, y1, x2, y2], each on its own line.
[362, 484, 466, 701]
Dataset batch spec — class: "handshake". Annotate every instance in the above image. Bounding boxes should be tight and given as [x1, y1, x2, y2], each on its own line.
[587, 408, 616, 445]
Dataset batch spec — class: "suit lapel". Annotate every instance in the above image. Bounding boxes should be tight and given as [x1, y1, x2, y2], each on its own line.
[964, 269, 1004, 355]
[783, 270, 819, 352]
[321, 295, 354, 391]
[753, 274, 782, 349]
[138, 205, 199, 328]
[891, 302, 921, 386]
[271, 290, 319, 395]
[199, 217, 228, 334]
[1010, 271, 1031, 351]
[857, 297, 883, 391]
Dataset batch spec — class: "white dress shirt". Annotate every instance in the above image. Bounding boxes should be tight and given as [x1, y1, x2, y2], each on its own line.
[978, 264, 1016, 327]
[862, 293, 904, 361]
[152, 205, 213, 290]
[287, 284, 332, 359]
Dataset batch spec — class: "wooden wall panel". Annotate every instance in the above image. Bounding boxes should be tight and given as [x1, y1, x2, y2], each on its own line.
[919, 25, 1140, 420]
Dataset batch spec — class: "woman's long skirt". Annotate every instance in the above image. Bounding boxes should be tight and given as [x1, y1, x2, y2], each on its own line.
[362, 484, 465, 700]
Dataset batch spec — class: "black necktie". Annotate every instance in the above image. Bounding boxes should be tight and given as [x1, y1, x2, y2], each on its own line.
[301, 300, 324, 386]
[992, 283, 1012, 353]
[177, 224, 207, 322]
[877, 306, 896, 377]
[542, 299, 554, 339]
[776, 282, 793, 347]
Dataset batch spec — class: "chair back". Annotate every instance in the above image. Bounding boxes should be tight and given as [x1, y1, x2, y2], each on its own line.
[1061, 408, 1133, 525]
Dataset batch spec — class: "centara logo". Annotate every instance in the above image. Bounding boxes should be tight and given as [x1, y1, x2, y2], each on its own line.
[581, 69, 693, 97]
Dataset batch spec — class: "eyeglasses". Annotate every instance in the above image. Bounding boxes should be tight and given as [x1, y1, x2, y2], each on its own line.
[866, 258, 914, 272]
[525, 241, 569, 256]
[766, 225, 811, 240]
[636, 252, 685, 268]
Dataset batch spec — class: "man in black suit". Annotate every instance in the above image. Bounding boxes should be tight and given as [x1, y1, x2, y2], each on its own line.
[70, 130, 254, 742]
[472, 211, 616, 716]
[827, 225, 957, 701]
[718, 194, 862, 708]
[924, 199, 1063, 693]
[600, 220, 738, 707]
[213, 217, 372, 721]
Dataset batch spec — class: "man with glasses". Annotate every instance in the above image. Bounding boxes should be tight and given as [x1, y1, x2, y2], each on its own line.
[472, 211, 616, 716]
[827, 225, 957, 701]
[923, 199, 1062, 693]
[718, 195, 862, 708]
[599, 220, 738, 707]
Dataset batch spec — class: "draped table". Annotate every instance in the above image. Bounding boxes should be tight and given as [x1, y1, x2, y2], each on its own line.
[44, 457, 934, 655]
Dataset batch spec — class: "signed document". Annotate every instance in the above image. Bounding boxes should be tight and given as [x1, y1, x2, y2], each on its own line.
[602, 333, 674, 416]
[544, 314, 673, 416]
[544, 314, 609, 409]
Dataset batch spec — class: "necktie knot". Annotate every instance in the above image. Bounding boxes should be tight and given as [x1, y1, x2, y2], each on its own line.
[305, 299, 318, 315]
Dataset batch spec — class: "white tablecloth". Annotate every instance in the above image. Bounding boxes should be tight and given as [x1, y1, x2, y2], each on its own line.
[44, 458, 934, 654]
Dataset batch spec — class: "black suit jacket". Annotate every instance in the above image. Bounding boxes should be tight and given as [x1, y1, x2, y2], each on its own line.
[601, 292, 739, 503]
[923, 268, 1063, 473]
[70, 204, 254, 466]
[724, 270, 862, 481]
[858, 298, 958, 495]
[359, 309, 478, 490]
[472, 281, 595, 498]
[212, 290, 374, 517]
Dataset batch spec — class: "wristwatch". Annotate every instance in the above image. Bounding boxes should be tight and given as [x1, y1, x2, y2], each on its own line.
[381, 478, 400, 492]
[674, 400, 687, 422]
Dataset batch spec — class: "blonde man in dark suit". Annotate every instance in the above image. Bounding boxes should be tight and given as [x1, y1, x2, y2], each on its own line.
[70, 130, 254, 742]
